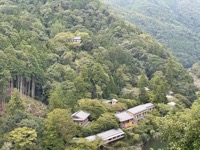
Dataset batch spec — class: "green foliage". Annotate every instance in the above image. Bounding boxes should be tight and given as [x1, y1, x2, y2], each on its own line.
[113, 141, 127, 148]
[101, 0, 200, 67]
[42, 109, 76, 150]
[48, 84, 66, 111]
[69, 138, 101, 150]
[191, 62, 200, 78]
[4, 127, 37, 150]
[157, 101, 200, 149]
[0, 0, 195, 104]
[137, 73, 148, 88]
[0, 70, 10, 100]
[78, 99, 106, 120]
[0, 110, 44, 148]
[6, 89, 25, 115]
[139, 87, 149, 104]
[118, 98, 138, 109]
[149, 71, 169, 103]
[86, 113, 119, 135]
[0, 0, 198, 149]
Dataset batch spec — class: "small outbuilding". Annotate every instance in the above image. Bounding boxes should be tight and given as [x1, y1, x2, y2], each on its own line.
[144, 87, 150, 91]
[104, 99, 118, 105]
[72, 36, 82, 43]
[71, 110, 90, 126]
[167, 102, 176, 106]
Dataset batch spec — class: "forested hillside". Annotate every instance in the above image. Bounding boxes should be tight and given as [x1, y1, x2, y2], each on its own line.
[101, 0, 200, 67]
[0, 0, 197, 149]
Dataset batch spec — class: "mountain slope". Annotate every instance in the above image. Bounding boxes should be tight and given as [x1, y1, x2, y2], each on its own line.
[101, 0, 200, 67]
[0, 0, 196, 107]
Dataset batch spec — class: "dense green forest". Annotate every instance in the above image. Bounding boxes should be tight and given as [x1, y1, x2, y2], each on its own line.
[101, 0, 200, 67]
[0, 0, 198, 149]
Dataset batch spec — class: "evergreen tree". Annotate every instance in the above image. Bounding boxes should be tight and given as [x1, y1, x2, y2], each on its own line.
[149, 71, 169, 103]
[6, 89, 25, 115]
[42, 109, 76, 150]
[48, 85, 66, 111]
[138, 73, 149, 103]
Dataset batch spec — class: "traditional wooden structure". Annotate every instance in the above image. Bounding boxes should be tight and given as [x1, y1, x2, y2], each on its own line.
[86, 128, 125, 144]
[114, 111, 135, 128]
[71, 110, 90, 126]
[72, 36, 82, 43]
[127, 103, 154, 121]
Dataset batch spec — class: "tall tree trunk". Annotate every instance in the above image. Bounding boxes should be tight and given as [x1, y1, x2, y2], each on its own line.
[0, 99, 2, 112]
[10, 78, 13, 95]
[20, 75, 23, 98]
[28, 80, 31, 96]
[24, 81, 27, 96]
[23, 79, 26, 96]
[0, 99, 5, 112]
[31, 76, 35, 99]
[17, 75, 20, 89]
[2, 99, 5, 111]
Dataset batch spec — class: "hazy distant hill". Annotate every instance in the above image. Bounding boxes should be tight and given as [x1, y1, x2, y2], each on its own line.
[101, 0, 200, 67]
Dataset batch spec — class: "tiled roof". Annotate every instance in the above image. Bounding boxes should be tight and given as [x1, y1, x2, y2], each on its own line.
[114, 111, 133, 122]
[72, 110, 90, 121]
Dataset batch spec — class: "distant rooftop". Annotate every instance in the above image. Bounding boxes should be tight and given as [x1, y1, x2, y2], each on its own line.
[166, 95, 174, 99]
[127, 105, 146, 115]
[144, 87, 150, 91]
[73, 36, 82, 40]
[72, 110, 90, 121]
[85, 128, 125, 142]
[142, 103, 154, 109]
[97, 128, 124, 141]
[85, 135, 96, 142]
[127, 103, 154, 115]
[104, 99, 118, 103]
[167, 102, 176, 106]
[114, 111, 133, 122]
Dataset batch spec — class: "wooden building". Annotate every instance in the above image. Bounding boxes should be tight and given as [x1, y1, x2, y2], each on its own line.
[127, 103, 154, 121]
[86, 128, 125, 144]
[114, 111, 135, 128]
[72, 36, 82, 43]
[71, 110, 90, 126]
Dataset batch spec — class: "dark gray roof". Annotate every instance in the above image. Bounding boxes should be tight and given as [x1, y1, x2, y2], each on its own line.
[114, 111, 133, 122]
[72, 110, 90, 121]
[85, 128, 124, 141]
[127, 103, 154, 115]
